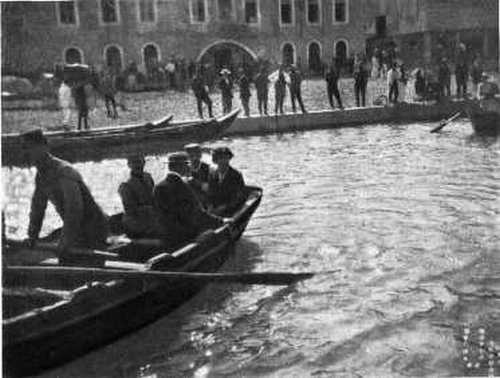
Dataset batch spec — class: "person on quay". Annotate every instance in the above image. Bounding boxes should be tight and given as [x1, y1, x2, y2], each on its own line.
[73, 84, 90, 130]
[274, 66, 287, 115]
[438, 58, 451, 99]
[237, 68, 252, 117]
[325, 62, 343, 110]
[455, 43, 469, 99]
[288, 65, 306, 114]
[153, 152, 224, 248]
[58, 79, 73, 129]
[354, 54, 370, 107]
[387, 62, 401, 104]
[254, 67, 269, 115]
[208, 147, 245, 217]
[191, 68, 213, 119]
[184, 143, 211, 206]
[118, 154, 157, 237]
[470, 56, 483, 100]
[218, 69, 233, 115]
[22, 129, 108, 258]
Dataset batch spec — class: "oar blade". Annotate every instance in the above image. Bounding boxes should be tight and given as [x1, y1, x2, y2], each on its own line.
[226, 272, 314, 286]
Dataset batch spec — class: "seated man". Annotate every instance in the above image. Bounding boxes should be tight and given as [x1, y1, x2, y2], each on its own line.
[118, 154, 157, 237]
[153, 152, 224, 248]
[184, 143, 210, 205]
[208, 147, 245, 216]
[22, 129, 108, 257]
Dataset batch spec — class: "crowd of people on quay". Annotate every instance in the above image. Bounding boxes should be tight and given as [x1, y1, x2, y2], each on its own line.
[20, 128, 245, 258]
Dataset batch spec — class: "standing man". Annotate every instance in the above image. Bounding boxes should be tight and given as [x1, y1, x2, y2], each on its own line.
[237, 68, 252, 117]
[438, 58, 451, 99]
[387, 62, 401, 104]
[254, 67, 269, 115]
[191, 68, 213, 119]
[274, 67, 287, 115]
[218, 69, 233, 114]
[22, 129, 108, 258]
[325, 62, 343, 110]
[289, 65, 306, 113]
[354, 54, 369, 107]
[73, 84, 89, 130]
[455, 43, 469, 98]
[470, 56, 483, 99]
[58, 79, 73, 129]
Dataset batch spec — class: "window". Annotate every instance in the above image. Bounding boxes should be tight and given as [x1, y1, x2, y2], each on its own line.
[307, 0, 320, 24]
[139, 0, 156, 23]
[244, 0, 259, 24]
[375, 16, 386, 36]
[143, 43, 160, 73]
[333, 0, 348, 23]
[282, 43, 295, 65]
[64, 47, 83, 64]
[57, 1, 77, 25]
[190, 0, 207, 23]
[104, 45, 123, 74]
[101, 0, 119, 24]
[217, 0, 233, 20]
[334, 39, 348, 66]
[308, 41, 322, 74]
[280, 0, 294, 26]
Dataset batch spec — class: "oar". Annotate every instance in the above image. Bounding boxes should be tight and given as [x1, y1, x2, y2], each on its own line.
[5, 239, 119, 259]
[430, 111, 462, 133]
[5, 266, 316, 286]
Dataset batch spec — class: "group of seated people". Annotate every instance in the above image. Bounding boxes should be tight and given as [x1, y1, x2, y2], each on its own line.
[118, 144, 246, 248]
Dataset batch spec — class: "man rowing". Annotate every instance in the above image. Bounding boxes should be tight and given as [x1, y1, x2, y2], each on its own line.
[22, 130, 108, 259]
[118, 154, 157, 237]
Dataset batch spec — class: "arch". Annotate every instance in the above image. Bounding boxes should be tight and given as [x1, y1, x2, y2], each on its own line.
[103, 44, 123, 74]
[281, 42, 295, 66]
[63, 46, 84, 64]
[142, 42, 161, 72]
[307, 40, 322, 74]
[334, 39, 349, 66]
[196, 39, 258, 62]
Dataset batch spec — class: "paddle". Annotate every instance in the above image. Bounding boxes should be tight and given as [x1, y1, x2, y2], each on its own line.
[5, 266, 316, 286]
[430, 111, 462, 133]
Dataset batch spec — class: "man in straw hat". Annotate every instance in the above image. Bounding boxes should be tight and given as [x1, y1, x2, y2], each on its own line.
[153, 152, 224, 248]
[218, 68, 233, 114]
[21, 129, 108, 257]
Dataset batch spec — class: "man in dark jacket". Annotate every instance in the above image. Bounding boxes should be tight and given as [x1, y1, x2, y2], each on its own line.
[455, 43, 469, 98]
[73, 84, 89, 130]
[153, 152, 223, 248]
[208, 147, 245, 216]
[191, 69, 213, 119]
[438, 58, 451, 99]
[254, 68, 269, 115]
[289, 65, 306, 113]
[185, 143, 210, 206]
[325, 63, 343, 109]
[238, 68, 252, 117]
[118, 154, 156, 237]
[218, 69, 233, 114]
[274, 67, 287, 115]
[22, 129, 108, 256]
[354, 54, 370, 107]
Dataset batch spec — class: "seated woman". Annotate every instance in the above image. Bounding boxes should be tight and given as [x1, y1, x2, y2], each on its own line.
[208, 147, 246, 217]
[118, 154, 158, 237]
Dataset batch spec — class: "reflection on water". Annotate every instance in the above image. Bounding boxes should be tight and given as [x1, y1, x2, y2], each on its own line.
[3, 120, 500, 377]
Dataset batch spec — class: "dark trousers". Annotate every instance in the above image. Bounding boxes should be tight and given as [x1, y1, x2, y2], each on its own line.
[257, 92, 268, 115]
[275, 92, 285, 114]
[290, 89, 306, 113]
[222, 96, 232, 114]
[104, 95, 118, 118]
[355, 80, 367, 107]
[439, 81, 451, 98]
[241, 96, 250, 116]
[388, 81, 399, 103]
[196, 94, 213, 118]
[456, 74, 467, 98]
[77, 108, 89, 130]
[327, 85, 343, 109]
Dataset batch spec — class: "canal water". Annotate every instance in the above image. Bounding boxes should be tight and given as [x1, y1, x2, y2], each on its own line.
[3, 120, 500, 377]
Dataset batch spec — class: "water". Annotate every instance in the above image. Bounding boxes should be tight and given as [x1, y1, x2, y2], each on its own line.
[3, 120, 500, 377]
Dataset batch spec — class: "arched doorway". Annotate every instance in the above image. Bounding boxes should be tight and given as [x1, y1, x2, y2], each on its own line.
[308, 41, 322, 74]
[65, 47, 82, 64]
[282, 43, 295, 66]
[105, 45, 123, 74]
[335, 40, 348, 68]
[198, 40, 257, 77]
[143, 43, 159, 73]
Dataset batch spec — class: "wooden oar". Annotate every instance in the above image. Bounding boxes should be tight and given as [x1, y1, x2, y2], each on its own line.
[5, 266, 315, 286]
[5, 239, 119, 259]
[430, 111, 462, 133]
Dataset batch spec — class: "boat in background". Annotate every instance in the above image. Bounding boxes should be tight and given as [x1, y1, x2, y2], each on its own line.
[1, 109, 240, 167]
[2, 185, 262, 377]
[466, 101, 500, 137]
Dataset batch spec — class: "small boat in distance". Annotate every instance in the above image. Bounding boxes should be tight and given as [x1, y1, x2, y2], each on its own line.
[2, 185, 262, 377]
[1, 109, 240, 166]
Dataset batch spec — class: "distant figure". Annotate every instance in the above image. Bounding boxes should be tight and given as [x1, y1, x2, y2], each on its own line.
[22, 129, 108, 257]
[398, 63, 408, 103]
[470, 57, 483, 100]
[218, 69, 233, 114]
[191, 69, 213, 119]
[73, 85, 89, 130]
[371, 52, 380, 80]
[58, 80, 73, 128]
[254, 68, 269, 115]
[387, 62, 401, 104]
[325, 63, 343, 110]
[99, 69, 119, 119]
[185, 143, 211, 206]
[208, 147, 245, 217]
[288, 65, 306, 113]
[354, 54, 369, 107]
[438, 58, 451, 99]
[237, 68, 251, 117]
[118, 155, 157, 237]
[154, 152, 224, 248]
[415, 69, 426, 99]
[455, 43, 469, 98]
[274, 67, 287, 115]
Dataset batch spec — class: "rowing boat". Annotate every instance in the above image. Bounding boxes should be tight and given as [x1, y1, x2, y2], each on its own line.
[2, 185, 262, 377]
[1, 109, 240, 166]
[465, 102, 500, 137]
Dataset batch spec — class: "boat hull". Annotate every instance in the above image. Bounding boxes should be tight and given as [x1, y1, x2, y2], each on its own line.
[3, 186, 261, 377]
[466, 103, 500, 137]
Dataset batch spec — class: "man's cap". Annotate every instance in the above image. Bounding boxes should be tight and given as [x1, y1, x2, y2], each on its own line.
[168, 151, 189, 163]
[184, 143, 201, 153]
[212, 146, 234, 159]
[20, 129, 47, 145]
[127, 153, 145, 164]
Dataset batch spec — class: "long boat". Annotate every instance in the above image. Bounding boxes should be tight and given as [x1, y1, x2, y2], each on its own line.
[2, 109, 240, 167]
[2, 185, 262, 377]
[465, 102, 500, 137]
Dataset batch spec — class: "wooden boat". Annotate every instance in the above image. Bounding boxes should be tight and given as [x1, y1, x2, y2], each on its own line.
[2, 185, 262, 377]
[2, 109, 239, 167]
[466, 102, 500, 137]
